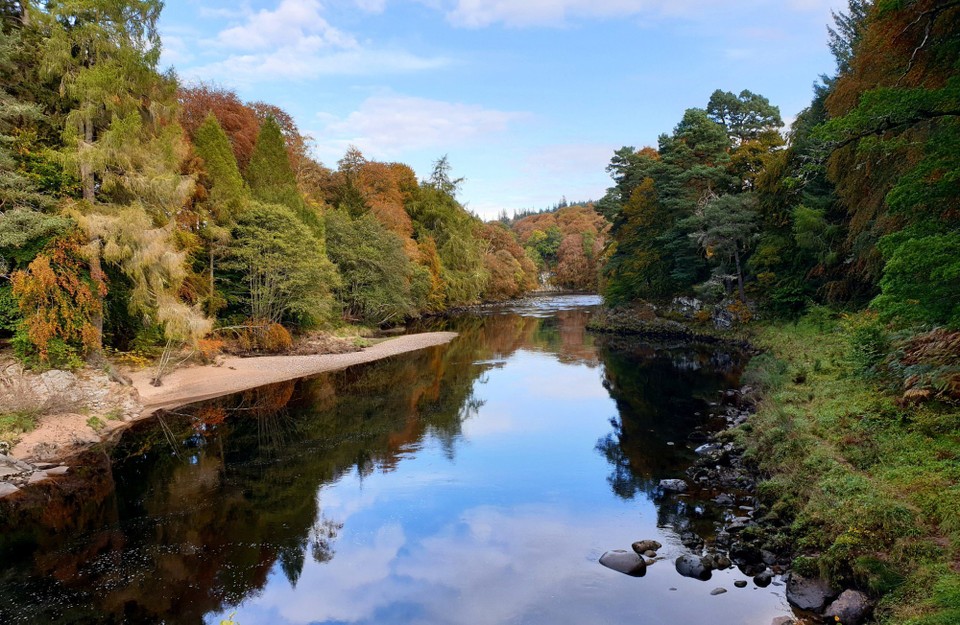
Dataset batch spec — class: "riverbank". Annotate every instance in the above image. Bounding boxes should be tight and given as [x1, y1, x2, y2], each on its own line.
[130, 331, 459, 412]
[1, 332, 458, 479]
[587, 304, 959, 624]
[730, 318, 959, 625]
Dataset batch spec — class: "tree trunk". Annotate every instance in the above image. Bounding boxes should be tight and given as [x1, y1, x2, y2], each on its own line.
[733, 246, 746, 302]
[81, 117, 95, 202]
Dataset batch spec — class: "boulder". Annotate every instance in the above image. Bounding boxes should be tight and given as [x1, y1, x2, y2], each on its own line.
[599, 550, 647, 577]
[823, 590, 871, 624]
[659, 479, 688, 493]
[631, 540, 662, 554]
[675, 555, 712, 581]
[785, 572, 835, 612]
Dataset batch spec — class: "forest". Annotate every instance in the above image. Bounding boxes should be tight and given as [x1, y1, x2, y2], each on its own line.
[0, 0, 551, 373]
[600, 0, 958, 334]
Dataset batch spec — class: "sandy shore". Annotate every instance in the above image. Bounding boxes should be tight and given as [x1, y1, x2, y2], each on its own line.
[6, 332, 457, 466]
[131, 331, 459, 413]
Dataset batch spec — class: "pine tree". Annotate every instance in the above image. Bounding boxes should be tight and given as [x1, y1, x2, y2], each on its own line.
[246, 116, 322, 234]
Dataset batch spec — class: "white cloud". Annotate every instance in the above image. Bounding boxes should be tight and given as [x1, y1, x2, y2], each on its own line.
[214, 0, 357, 51]
[315, 94, 528, 159]
[354, 0, 388, 12]
[441, 0, 843, 28]
[184, 0, 449, 84]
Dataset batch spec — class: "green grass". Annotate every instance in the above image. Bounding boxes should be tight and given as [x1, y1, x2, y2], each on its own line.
[86, 415, 106, 433]
[737, 314, 960, 624]
[0, 411, 39, 445]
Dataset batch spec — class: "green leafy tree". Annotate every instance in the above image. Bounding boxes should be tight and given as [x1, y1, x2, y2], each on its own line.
[223, 202, 337, 328]
[681, 193, 759, 302]
[324, 209, 418, 324]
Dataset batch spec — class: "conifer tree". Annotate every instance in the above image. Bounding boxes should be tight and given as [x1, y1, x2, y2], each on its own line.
[246, 116, 322, 234]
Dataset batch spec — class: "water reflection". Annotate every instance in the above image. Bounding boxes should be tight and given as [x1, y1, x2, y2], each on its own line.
[0, 296, 791, 625]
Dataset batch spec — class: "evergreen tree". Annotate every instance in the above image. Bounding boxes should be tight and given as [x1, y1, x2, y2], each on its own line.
[246, 116, 322, 235]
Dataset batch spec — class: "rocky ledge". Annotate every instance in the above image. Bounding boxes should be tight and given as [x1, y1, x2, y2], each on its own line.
[0, 452, 72, 497]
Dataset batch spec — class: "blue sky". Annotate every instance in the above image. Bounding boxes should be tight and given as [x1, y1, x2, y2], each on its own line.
[159, 0, 846, 219]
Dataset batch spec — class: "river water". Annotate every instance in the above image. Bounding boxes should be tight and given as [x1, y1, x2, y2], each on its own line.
[0, 295, 794, 625]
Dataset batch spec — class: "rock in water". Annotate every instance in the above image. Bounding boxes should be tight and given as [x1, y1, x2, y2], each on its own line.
[675, 555, 712, 581]
[753, 569, 774, 588]
[599, 550, 647, 577]
[785, 572, 835, 611]
[631, 539, 662, 554]
[771, 618, 795, 625]
[734, 580, 748, 588]
[659, 479, 688, 493]
[710, 587, 727, 595]
[824, 590, 871, 624]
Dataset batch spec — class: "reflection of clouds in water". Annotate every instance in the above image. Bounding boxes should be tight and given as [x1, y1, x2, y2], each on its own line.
[228, 505, 790, 625]
[256, 523, 407, 624]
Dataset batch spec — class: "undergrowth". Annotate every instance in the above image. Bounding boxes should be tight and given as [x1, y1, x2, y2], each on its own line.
[737, 312, 960, 624]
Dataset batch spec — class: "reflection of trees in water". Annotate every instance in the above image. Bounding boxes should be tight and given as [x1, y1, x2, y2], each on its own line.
[594, 336, 747, 500]
[1, 302, 621, 624]
[0, 332, 500, 624]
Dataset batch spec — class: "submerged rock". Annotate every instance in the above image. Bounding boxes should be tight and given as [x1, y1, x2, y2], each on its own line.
[599, 550, 647, 577]
[824, 590, 871, 624]
[631, 539, 662, 554]
[710, 587, 727, 595]
[659, 479, 688, 493]
[785, 572, 835, 612]
[675, 554, 712, 581]
[734, 580, 748, 588]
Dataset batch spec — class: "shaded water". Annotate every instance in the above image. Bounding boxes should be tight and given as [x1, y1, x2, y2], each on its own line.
[0, 295, 793, 624]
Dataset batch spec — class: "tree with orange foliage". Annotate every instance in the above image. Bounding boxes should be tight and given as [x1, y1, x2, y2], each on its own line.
[179, 84, 261, 172]
[11, 231, 105, 368]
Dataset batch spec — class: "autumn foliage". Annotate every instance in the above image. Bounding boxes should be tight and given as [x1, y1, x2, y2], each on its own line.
[11, 232, 105, 366]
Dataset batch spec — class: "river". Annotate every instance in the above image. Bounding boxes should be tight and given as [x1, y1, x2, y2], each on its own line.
[0, 295, 794, 625]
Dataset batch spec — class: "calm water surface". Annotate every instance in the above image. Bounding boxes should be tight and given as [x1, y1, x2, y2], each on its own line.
[0, 295, 794, 625]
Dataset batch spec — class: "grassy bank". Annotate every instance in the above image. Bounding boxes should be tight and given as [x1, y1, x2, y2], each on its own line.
[735, 315, 960, 624]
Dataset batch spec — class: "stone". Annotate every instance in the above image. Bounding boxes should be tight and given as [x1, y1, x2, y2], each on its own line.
[39, 369, 77, 394]
[33, 463, 57, 470]
[824, 589, 871, 624]
[643, 558, 655, 566]
[643, 550, 657, 558]
[761, 550, 778, 566]
[710, 587, 727, 595]
[715, 493, 735, 506]
[734, 580, 748, 588]
[681, 531, 705, 550]
[0, 466, 22, 478]
[785, 572, 835, 612]
[599, 550, 647, 577]
[753, 569, 774, 588]
[44, 466, 69, 476]
[27, 471, 48, 485]
[675, 555, 712, 581]
[659, 479, 688, 493]
[631, 540, 662, 554]
[0, 482, 20, 497]
[771, 618, 795, 625]
[703, 552, 731, 570]
[726, 518, 751, 532]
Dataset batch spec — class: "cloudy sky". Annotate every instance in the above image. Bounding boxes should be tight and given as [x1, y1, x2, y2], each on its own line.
[160, 0, 846, 218]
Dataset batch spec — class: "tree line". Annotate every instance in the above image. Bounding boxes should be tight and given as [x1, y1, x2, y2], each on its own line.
[600, 0, 959, 331]
[0, 0, 539, 371]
